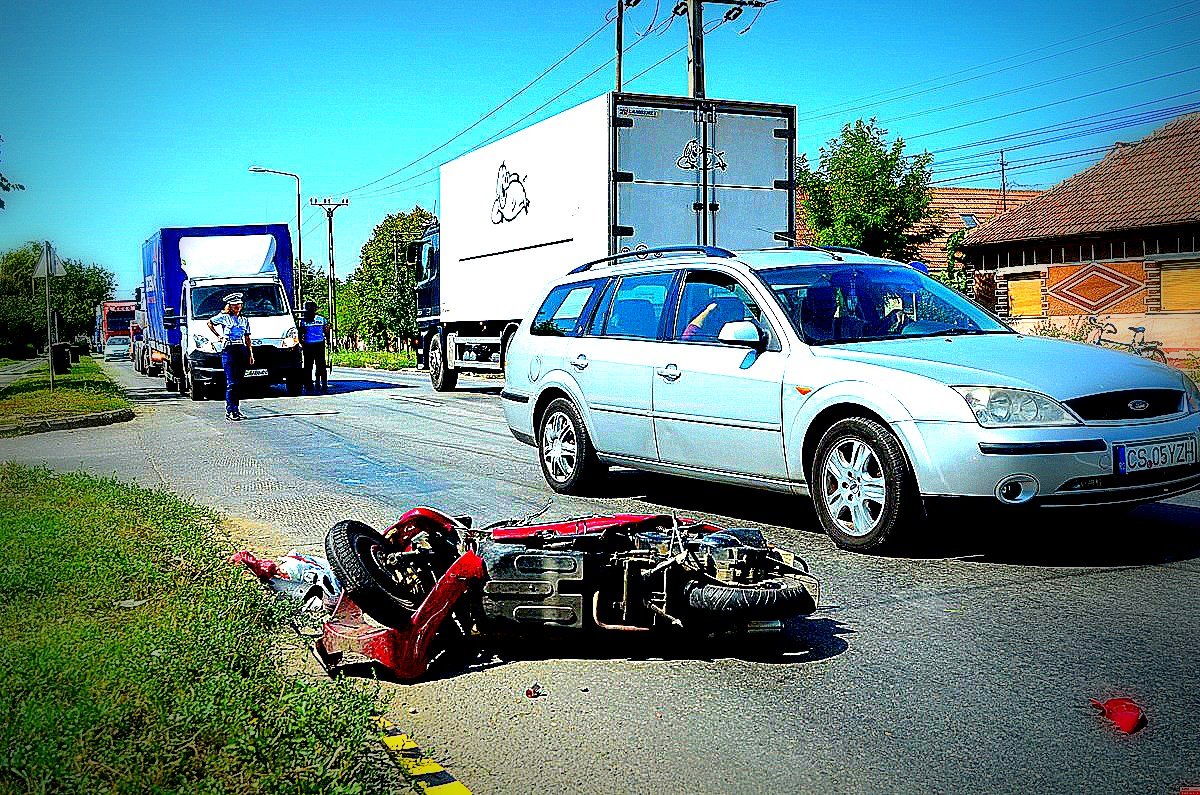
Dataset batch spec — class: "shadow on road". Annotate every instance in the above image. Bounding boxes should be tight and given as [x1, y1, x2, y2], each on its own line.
[586, 469, 1200, 568]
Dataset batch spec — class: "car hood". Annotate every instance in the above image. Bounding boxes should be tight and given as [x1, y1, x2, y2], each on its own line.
[816, 333, 1182, 400]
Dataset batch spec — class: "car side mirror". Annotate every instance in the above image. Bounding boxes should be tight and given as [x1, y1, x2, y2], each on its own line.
[718, 320, 766, 349]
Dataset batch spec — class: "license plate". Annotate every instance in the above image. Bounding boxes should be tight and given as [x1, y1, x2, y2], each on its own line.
[1115, 436, 1197, 474]
[244, 368, 268, 378]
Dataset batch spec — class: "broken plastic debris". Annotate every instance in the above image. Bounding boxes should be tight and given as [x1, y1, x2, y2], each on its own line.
[1090, 697, 1145, 734]
[229, 550, 280, 579]
[115, 599, 148, 609]
[526, 682, 546, 699]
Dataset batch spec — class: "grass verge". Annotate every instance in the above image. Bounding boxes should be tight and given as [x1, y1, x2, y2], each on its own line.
[0, 357, 131, 422]
[0, 358, 18, 369]
[330, 350, 416, 371]
[0, 464, 398, 794]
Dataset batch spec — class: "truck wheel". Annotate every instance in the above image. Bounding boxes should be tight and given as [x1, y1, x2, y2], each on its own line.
[537, 397, 602, 494]
[429, 336, 458, 392]
[325, 520, 423, 628]
[187, 367, 204, 401]
[812, 417, 914, 552]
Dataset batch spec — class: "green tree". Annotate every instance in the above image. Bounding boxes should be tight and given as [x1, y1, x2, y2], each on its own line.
[0, 243, 116, 356]
[798, 118, 941, 260]
[933, 228, 970, 294]
[0, 134, 24, 211]
[345, 206, 433, 350]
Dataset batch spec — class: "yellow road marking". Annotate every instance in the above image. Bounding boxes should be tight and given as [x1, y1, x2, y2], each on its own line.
[376, 717, 472, 794]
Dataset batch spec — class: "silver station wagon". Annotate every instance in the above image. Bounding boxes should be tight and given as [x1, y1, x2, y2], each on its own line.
[501, 246, 1200, 551]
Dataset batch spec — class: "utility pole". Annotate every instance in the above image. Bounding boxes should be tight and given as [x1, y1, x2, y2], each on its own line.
[999, 149, 1008, 211]
[43, 241, 54, 391]
[676, 0, 764, 98]
[686, 0, 705, 98]
[310, 197, 349, 352]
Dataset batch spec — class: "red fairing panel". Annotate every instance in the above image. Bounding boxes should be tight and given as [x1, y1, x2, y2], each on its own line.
[491, 514, 708, 541]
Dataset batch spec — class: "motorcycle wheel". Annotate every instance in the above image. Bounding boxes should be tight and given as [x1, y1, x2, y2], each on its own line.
[686, 580, 816, 620]
[1143, 348, 1168, 364]
[325, 520, 428, 627]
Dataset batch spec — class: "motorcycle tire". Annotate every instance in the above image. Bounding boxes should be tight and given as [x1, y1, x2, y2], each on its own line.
[686, 580, 816, 620]
[325, 520, 422, 628]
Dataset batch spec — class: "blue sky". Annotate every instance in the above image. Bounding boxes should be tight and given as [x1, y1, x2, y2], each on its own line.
[2, 0, 1198, 295]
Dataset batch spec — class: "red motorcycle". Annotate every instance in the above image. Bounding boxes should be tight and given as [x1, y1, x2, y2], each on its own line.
[316, 506, 820, 681]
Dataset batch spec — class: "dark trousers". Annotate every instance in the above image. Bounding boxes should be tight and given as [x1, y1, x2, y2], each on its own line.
[221, 344, 249, 413]
[304, 342, 327, 390]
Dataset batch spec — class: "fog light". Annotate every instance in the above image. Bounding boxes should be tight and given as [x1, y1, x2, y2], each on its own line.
[995, 474, 1039, 505]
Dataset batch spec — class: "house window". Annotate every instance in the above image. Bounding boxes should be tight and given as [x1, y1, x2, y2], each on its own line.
[1007, 275, 1042, 317]
[960, 214, 979, 228]
[1161, 265, 1200, 311]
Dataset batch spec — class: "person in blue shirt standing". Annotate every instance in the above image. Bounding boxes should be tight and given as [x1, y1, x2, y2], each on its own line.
[299, 301, 329, 393]
[207, 293, 254, 421]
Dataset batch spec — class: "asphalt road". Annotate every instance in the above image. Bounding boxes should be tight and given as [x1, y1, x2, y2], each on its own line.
[5, 361, 1199, 793]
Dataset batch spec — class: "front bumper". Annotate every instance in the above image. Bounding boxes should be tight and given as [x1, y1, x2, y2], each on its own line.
[188, 346, 302, 384]
[900, 414, 1200, 506]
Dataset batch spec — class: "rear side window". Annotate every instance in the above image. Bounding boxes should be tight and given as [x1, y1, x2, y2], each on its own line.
[531, 282, 600, 337]
[594, 271, 675, 339]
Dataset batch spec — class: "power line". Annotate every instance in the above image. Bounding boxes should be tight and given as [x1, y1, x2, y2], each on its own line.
[907, 64, 1200, 142]
[924, 89, 1200, 156]
[878, 36, 1200, 129]
[931, 101, 1200, 168]
[360, 12, 686, 200]
[337, 14, 617, 197]
[794, 0, 1200, 125]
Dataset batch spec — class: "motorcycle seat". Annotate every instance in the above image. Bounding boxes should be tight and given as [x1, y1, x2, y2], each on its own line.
[1129, 326, 1146, 333]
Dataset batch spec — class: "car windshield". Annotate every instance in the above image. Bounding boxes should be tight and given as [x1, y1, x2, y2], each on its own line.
[106, 338, 129, 347]
[757, 263, 1012, 345]
[190, 284, 285, 320]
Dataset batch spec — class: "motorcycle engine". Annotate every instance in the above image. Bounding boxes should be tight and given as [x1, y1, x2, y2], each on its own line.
[633, 526, 780, 586]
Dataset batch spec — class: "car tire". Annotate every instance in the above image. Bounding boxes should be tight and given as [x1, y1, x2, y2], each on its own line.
[537, 397, 602, 494]
[812, 416, 915, 552]
[325, 520, 421, 628]
[429, 336, 458, 392]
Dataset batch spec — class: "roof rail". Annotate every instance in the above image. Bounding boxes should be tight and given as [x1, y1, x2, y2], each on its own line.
[569, 245, 736, 274]
[820, 245, 869, 256]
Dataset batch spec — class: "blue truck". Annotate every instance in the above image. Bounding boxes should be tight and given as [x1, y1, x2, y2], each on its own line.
[141, 224, 303, 400]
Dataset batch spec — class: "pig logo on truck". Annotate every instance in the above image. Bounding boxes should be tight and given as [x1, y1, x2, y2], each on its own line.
[491, 162, 530, 224]
[676, 139, 727, 172]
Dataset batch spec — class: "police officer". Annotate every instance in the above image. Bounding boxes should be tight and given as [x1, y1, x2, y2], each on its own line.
[207, 293, 254, 421]
[299, 301, 329, 393]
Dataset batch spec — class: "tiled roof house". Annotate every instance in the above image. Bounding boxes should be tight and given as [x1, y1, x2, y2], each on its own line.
[962, 113, 1200, 364]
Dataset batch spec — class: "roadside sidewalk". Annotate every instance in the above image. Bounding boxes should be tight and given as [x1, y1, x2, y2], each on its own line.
[0, 359, 41, 389]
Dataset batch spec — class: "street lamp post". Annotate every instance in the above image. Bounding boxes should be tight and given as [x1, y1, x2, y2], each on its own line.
[248, 166, 303, 311]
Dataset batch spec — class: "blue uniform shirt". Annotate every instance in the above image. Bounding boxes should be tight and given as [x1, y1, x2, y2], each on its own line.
[302, 315, 327, 344]
[211, 312, 251, 344]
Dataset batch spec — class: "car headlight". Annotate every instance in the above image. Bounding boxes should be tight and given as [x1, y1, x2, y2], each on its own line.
[1183, 376, 1200, 413]
[192, 334, 217, 353]
[280, 327, 300, 349]
[953, 386, 1079, 427]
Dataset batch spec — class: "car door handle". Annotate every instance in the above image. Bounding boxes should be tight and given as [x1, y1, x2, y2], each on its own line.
[570, 354, 589, 370]
[656, 364, 681, 381]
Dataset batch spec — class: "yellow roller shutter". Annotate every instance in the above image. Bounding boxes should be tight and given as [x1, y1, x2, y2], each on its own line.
[1161, 266, 1200, 311]
[1007, 276, 1042, 317]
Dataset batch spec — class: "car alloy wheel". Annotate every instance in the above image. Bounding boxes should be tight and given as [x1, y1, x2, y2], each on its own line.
[541, 409, 578, 484]
[812, 416, 912, 551]
[820, 437, 886, 537]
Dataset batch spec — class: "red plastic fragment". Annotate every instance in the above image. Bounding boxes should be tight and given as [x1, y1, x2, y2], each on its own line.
[1090, 697, 1145, 734]
[229, 550, 282, 580]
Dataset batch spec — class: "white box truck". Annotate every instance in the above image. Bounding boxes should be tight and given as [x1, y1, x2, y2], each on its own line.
[412, 91, 796, 390]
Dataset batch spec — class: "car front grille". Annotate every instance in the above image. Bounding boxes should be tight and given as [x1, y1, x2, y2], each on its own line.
[1064, 389, 1183, 421]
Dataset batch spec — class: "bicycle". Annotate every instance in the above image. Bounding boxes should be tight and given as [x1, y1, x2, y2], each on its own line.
[1083, 315, 1168, 363]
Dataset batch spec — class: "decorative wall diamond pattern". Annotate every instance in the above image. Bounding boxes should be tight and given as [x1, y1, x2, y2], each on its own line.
[1047, 262, 1144, 313]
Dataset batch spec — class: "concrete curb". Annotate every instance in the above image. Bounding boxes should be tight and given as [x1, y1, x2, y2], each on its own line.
[0, 407, 135, 436]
